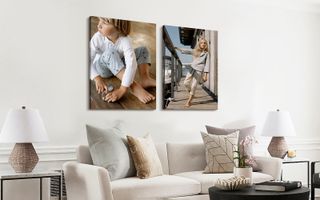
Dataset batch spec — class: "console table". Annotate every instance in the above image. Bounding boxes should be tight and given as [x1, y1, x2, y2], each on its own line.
[0, 170, 62, 200]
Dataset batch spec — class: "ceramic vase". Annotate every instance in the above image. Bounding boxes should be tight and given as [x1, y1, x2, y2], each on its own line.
[233, 167, 253, 185]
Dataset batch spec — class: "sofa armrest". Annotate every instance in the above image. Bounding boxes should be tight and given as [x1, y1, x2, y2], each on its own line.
[255, 156, 282, 180]
[63, 161, 114, 200]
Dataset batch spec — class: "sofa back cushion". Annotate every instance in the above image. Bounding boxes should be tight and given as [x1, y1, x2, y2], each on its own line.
[167, 143, 206, 175]
[154, 143, 169, 174]
[76, 143, 169, 175]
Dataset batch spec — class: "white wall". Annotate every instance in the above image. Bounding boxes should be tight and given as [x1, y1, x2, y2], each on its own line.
[1, 0, 320, 199]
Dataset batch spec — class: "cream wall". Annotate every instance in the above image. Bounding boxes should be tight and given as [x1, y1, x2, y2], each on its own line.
[1, 0, 320, 199]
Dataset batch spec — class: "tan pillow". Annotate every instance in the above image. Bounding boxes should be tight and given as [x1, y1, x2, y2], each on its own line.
[201, 131, 239, 173]
[127, 134, 163, 179]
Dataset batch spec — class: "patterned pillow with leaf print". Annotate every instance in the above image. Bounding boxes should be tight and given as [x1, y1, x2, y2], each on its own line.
[201, 131, 239, 173]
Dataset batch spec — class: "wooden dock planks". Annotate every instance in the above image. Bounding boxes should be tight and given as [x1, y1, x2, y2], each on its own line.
[166, 78, 217, 110]
[89, 77, 156, 110]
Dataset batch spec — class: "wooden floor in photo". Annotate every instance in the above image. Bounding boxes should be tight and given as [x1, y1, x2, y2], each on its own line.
[166, 77, 217, 110]
[90, 77, 156, 110]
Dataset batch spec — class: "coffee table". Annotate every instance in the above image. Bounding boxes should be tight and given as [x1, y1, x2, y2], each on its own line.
[209, 186, 309, 200]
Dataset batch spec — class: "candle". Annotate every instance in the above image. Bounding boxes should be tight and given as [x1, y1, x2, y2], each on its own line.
[287, 149, 296, 158]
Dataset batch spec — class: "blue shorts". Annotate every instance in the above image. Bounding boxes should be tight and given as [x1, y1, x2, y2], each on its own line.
[96, 46, 151, 78]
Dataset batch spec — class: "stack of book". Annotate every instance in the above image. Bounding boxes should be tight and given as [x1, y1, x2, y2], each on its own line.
[254, 180, 302, 192]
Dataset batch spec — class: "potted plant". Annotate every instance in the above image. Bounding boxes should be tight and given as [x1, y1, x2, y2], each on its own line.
[233, 135, 258, 183]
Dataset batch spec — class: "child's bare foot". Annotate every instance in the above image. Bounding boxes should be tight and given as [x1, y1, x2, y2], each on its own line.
[140, 77, 156, 88]
[184, 95, 193, 107]
[103, 86, 127, 103]
[184, 101, 192, 107]
[130, 82, 155, 104]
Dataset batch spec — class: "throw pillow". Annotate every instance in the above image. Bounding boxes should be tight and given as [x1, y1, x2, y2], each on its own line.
[205, 125, 255, 156]
[127, 134, 163, 179]
[86, 125, 136, 181]
[201, 131, 239, 173]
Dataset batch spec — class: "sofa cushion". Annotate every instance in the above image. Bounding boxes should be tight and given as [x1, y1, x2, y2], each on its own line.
[201, 131, 239, 173]
[175, 171, 274, 194]
[86, 125, 135, 181]
[127, 134, 164, 178]
[167, 143, 206, 175]
[111, 175, 201, 200]
[155, 143, 169, 175]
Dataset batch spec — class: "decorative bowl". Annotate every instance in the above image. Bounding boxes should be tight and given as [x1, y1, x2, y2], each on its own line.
[214, 176, 250, 191]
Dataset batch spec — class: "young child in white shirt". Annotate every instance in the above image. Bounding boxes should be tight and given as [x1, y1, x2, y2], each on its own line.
[90, 17, 156, 104]
[176, 37, 209, 107]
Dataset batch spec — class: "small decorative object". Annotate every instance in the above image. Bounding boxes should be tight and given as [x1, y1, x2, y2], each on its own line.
[233, 135, 257, 183]
[261, 109, 295, 158]
[0, 106, 48, 173]
[215, 176, 250, 190]
[287, 149, 296, 158]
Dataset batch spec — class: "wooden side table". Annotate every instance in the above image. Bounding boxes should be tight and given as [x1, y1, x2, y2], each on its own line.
[0, 170, 62, 200]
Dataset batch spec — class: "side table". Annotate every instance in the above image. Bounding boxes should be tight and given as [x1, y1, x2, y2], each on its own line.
[282, 158, 310, 187]
[0, 170, 62, 200]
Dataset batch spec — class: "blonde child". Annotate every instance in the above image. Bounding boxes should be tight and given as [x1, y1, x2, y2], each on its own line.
[176, 37, 209, 107]
[90, 17, 156, 104]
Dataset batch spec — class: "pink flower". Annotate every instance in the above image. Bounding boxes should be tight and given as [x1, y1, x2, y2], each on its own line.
[245, 156, 257, 167]
[240, 136, 258, 147]
[235, 136, 258, 168]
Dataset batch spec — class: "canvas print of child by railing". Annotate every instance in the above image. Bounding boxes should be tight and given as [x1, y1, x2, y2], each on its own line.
[162, 25, 218, 110]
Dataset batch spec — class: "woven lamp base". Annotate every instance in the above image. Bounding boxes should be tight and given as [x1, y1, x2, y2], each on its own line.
[9, 143, 39, 173]
[267, 137, 288, 159]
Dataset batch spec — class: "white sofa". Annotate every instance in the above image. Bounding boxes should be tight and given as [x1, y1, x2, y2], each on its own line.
[63, 143, 282, 200]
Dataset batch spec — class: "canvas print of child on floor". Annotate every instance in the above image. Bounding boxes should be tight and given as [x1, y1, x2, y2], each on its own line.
[162, 25, 218, 110]
[89, 16, 156, 110]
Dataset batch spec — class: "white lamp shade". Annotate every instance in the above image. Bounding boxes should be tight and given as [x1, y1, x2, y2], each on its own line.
[261, 110, 296, 137]
[0, 107, 48, 143]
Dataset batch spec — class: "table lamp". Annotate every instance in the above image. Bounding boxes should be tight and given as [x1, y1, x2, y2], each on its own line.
[0, 106, 48, 173]
[261, 109, 295, 159]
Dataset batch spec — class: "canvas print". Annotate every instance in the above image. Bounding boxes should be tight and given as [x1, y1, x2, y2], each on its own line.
[89, 16, 156, 110]
[162, 25, 218, 110]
